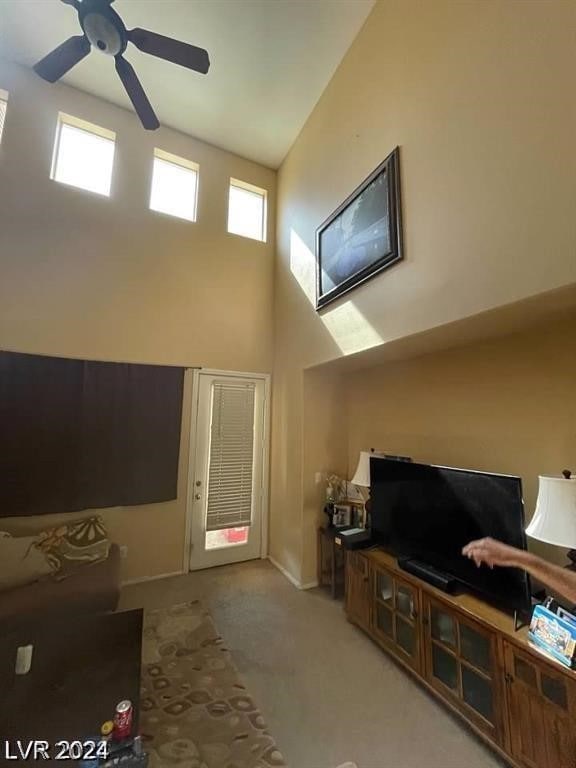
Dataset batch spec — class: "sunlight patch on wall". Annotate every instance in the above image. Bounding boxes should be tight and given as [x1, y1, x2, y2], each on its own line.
[289, 229, 316, 305]
[321, 301, 384, 356]
[289, 228, 384, 356]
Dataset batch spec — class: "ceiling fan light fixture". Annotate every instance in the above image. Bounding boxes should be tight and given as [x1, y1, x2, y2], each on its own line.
[33, 0, 211, 131]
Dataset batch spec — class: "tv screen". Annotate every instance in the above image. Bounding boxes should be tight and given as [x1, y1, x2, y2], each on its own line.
[370, 459, 531, 612]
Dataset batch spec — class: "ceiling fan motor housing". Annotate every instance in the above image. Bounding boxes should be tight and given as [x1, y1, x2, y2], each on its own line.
[79, 0, 127, 57]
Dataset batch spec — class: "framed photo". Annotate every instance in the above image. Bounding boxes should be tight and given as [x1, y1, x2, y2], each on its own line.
[333, 503, 351, 528]
[316, 146, 403, 310]
[349, 501, 367, 529]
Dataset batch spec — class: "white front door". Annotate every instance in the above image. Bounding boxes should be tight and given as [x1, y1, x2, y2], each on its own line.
[188, 371, 268, 571]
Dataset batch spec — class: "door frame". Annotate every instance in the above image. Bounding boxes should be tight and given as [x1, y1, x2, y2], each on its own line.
[182, 368, 271, 572]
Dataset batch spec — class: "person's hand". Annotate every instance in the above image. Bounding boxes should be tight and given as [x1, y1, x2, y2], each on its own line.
[462, 537, 523, 569]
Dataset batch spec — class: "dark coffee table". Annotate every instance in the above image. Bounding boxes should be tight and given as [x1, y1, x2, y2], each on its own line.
[0, 609, 142, 765]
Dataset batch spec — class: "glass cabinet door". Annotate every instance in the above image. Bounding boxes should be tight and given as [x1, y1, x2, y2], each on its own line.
[396, 583, 415, 618]
[431, 605, 456, 648]
[372, 567, 421, 672]
[396, 615, 416, 656]
[460, 623, 491, 673]
[375, 571, 393, 605]
[425, 598, 497, 739]
[432, 643, 458, 691]
[462, 665, 493, 722]
[375, 602, 393, 638]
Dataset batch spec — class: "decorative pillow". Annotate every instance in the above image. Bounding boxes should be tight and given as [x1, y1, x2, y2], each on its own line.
[34, 516, 110, 580]
[0, 534, 56, 591]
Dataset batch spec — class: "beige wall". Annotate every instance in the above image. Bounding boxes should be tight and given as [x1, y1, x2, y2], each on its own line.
[0, 59, 276, 370]
[346, 314, 576, 568]
[0, 59, 276, 581]
[273, 0, 576, 583]
[301, 367, 348, 583]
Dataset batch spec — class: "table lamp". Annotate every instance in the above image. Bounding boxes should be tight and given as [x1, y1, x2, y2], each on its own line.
[351, 449, 387, 487]
[351, 449, 392, 529]
[526, 470, 576, 569]
[351, 448, 412, 487]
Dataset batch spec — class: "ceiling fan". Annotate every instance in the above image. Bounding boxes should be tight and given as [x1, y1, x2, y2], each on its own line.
[33, 0, 210, 131]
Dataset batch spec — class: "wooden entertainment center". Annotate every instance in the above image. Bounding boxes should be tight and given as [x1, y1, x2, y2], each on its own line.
[345, 547, 576, 768]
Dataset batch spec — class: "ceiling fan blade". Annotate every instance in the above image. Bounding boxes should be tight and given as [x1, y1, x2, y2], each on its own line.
[115, 56, 160, 131]
[128, 28, 210, 74]
[34, 35, 91, 83]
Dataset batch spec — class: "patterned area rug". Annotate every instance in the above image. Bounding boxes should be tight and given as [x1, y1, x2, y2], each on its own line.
[140, 601, 287, 768]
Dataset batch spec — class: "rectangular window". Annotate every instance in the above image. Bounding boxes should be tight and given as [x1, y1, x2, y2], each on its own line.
[51, 112, 115, 196]
[149, 148, 199, 222]
[227, 178, 267, 242]
[0, 89, 8, 144]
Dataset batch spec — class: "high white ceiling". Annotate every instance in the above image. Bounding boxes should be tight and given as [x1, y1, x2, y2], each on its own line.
[0, 0, 375, 168]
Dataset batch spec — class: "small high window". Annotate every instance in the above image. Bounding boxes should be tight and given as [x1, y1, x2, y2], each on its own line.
[149, 149, 199, 222]
[51, 112, 115, 197]
[227, 178, 267, 242]
[0, 89, 8, 144]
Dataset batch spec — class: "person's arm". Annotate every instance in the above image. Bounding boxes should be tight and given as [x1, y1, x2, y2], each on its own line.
[462, 537, 576, 605]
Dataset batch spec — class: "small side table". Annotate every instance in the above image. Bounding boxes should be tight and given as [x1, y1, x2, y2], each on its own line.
[317, 526, 346, 599]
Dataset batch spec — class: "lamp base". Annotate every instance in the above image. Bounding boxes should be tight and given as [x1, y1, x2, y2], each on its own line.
[567, 550, 576, 571]
[364, 496, 372, 531]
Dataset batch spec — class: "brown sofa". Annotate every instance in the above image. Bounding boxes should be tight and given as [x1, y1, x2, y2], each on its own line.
[0, 543, 121, 625]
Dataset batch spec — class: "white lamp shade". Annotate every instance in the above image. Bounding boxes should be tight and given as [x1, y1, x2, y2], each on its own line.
[526, 475, 576, 548]
[351, 451, 388, 487]
[351, 451, 371, 487]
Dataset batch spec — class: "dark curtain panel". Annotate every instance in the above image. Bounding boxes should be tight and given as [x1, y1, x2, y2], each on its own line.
[0, 354, 83, 515]
[0, 352, 184, 517]
[78, 361, 184, 508]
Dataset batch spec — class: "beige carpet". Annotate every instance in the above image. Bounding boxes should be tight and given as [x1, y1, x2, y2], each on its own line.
[140, 601, 286, 768]
[122, 560, 503, 768]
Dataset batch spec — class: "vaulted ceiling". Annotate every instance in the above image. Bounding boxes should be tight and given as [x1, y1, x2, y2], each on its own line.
[0, 0, 375, 167]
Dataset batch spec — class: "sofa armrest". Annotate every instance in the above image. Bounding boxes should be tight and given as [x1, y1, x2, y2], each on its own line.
[0, 543, 122, 626]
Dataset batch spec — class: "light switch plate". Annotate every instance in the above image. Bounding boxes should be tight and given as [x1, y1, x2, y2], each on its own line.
[15, 644, 33, 675]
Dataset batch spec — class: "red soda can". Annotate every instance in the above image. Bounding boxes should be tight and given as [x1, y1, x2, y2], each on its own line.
[113, 699, 133, 740]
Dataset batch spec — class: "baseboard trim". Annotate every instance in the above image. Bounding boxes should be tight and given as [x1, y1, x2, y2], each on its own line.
[122, 570, 185, 587]
[300, 578, 319, 589]
[122, 562, 320, 591]
[268, 556, 318, 590]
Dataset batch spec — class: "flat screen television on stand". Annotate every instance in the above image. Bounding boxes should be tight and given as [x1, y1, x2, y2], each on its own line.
[369, 459, 532, 616]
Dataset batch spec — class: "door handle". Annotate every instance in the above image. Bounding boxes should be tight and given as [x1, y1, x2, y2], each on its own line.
[195, 493, 201, 500]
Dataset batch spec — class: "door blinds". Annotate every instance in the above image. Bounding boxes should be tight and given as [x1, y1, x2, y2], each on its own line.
[206, 381, 256, 531]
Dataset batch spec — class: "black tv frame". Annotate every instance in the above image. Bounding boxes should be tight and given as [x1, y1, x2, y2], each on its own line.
[369, 459, 532, 616]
